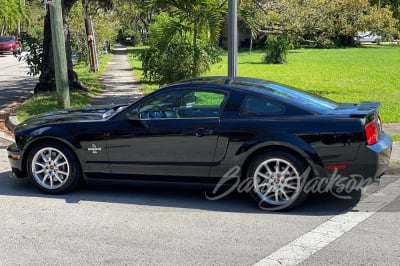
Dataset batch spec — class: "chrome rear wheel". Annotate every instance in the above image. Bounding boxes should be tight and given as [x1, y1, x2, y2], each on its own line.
[253, 158, 302, 206]
[248, 151, 309, 211]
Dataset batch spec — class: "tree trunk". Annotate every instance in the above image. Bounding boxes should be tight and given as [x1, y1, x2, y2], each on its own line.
[192, 22, 200, 78]
[35, 0, 87, 93]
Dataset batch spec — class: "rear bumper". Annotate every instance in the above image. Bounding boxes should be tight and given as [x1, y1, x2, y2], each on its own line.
[330, 133, 392, 180]
[366, 132, 393, 177]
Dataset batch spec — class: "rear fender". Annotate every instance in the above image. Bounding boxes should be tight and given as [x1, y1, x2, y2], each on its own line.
[236, 131, 326, 177]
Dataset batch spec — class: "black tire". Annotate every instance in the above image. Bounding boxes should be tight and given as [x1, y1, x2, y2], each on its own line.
[26, 141, 82, 194]
[247, 151, 310, 211]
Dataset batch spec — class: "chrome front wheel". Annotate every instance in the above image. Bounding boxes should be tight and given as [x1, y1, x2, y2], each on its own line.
[27, 141, 82, 194]
[31, 147, 70, 190]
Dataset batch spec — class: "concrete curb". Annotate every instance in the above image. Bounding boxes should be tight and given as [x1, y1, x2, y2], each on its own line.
[6, 112, 19, 132]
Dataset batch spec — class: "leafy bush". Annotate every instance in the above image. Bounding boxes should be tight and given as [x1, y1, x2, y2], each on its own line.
[15, 32, 43, 76]
[141, 35, 222, 84]
[263, 35, 293, 64]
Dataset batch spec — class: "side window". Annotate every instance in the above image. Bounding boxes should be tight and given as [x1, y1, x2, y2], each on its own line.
[138, 90, 226, 119]
[240, 96, 285, 116]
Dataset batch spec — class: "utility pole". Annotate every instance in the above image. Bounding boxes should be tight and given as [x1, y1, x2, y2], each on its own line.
[85, 16, 98, 72]
[47, 0, 70, 108]
[228, 0, 238, 78]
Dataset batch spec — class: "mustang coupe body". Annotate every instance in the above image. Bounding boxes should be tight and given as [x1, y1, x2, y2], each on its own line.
[8, 77, 392, 210]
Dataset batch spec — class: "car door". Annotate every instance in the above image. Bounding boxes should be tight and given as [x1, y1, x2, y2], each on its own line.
[106, 88, 227, 177]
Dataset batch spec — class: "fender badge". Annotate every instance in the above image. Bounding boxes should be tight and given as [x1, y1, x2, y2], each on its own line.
[88, 144, 102, 154]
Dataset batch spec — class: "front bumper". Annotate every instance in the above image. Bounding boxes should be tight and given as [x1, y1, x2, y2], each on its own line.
[0, 47, 17, 53]
[7, 143, 26, 178]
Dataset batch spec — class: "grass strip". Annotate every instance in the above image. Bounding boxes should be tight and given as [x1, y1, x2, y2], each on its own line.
[17, 53, 112, 122]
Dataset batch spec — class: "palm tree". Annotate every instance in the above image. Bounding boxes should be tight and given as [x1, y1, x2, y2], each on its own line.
[239, 0, 262, 53]
[153, 0, 227, 77]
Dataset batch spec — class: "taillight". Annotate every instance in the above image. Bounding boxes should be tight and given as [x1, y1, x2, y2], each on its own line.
[377, 115, 383, 132]
[365, 121, 378, 145]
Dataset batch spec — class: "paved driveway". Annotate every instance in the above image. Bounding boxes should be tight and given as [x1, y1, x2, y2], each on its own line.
[0, 53, 36, 111]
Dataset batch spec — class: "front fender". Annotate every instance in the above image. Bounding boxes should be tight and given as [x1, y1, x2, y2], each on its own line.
[15, 125, 83, 175]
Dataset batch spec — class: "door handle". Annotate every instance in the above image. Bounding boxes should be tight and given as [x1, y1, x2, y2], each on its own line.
[195, 128, 214, 137]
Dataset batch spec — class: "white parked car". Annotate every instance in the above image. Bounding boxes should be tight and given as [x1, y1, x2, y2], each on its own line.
[356, 31, 382, 43]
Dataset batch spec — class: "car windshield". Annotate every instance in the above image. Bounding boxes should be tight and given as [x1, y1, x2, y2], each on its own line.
[251, 83, 338, 113]
[0, 37, 15, 42]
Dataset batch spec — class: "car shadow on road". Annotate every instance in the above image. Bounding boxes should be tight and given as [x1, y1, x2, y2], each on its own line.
[0, 171, 364, 215]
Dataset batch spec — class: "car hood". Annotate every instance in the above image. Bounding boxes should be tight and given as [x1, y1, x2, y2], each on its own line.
[15, 105, 119, 130]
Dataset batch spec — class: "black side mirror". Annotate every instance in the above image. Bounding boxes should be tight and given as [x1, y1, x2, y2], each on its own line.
[127, 108, 139, 120]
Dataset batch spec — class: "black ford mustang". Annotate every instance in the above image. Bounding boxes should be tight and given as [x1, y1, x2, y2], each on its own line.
[8, 77, 392, 210]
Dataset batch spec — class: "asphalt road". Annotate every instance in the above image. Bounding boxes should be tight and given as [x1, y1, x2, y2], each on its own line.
[0, 145, 399, 265]
[0, 53, 36, 111]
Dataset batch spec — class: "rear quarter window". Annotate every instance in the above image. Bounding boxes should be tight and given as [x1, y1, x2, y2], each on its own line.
[239, 95, 311, 117]
[240, 96, 285, 116]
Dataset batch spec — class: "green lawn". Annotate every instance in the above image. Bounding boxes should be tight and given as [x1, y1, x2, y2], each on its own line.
[207, 46, 400, 123]
[128, 45, 400, 123]
[17, 53, 112, 122]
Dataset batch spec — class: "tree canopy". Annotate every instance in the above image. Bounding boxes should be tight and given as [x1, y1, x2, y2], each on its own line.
[0, 0, 30, 36]
[8, 0, 400, 90]
[243, 0, 398, 47]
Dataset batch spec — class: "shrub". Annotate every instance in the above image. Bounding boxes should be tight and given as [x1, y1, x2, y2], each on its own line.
[263, 35, 293, 64]
[141, 35, 222, 84]
[16, 32, 43, 76]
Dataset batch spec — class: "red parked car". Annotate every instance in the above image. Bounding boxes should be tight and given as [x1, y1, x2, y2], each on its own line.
[0, 36, 21, 54]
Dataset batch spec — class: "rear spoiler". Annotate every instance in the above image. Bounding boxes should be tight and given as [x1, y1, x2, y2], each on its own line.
[357, 101, 380, 110]
[349, 101, 381, 118]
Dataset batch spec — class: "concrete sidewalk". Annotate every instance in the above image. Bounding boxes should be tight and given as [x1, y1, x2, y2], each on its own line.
[383, 124, 400, 164]
[383, 123, 400, 136]
[91, 44, 143, 105]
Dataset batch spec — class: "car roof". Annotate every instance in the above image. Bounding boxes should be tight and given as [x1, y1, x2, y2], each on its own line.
[166, 76, 338, 113]
[167, 76, 308, 97]
[172, 76, 272, 87]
